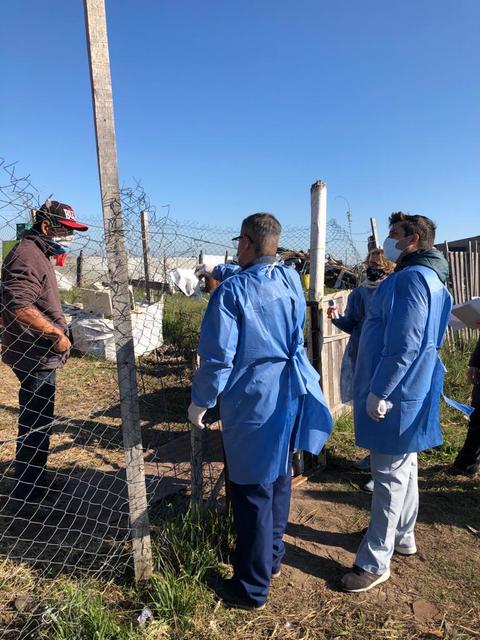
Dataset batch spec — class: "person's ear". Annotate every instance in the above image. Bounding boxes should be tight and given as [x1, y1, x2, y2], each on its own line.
[411, 232, 420, 246]
[39, 220, 50, 236]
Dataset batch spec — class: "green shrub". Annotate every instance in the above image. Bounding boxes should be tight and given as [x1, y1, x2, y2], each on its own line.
[162, 295, 205, 353]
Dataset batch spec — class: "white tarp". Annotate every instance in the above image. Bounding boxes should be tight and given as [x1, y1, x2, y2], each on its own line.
[54, 270, 74, 291]
[168, 268, 202, 298]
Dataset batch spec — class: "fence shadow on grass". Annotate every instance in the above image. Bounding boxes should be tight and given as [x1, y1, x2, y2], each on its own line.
[0, 459, 194, 580]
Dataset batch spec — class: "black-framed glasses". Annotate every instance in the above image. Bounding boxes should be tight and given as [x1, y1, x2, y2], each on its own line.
[231, 233, 253, 248]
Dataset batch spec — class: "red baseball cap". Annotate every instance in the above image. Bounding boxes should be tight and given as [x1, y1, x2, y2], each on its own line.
[36, 200, 89, 232]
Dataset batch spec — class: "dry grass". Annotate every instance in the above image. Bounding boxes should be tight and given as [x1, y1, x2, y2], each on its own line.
[0, 339, 479, 639]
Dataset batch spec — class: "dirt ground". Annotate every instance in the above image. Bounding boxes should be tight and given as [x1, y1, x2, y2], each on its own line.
[0, 350, 202, 585]
[0, 352, 479, 639]
[233, 457, 480, 640]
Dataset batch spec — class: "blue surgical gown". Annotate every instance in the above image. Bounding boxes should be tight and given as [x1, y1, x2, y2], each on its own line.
[353, 265, 452, 454]
[332, 284, 378, 402]
[192, 262, 333, 484]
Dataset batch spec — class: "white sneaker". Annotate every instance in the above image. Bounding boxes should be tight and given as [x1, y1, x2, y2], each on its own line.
[342, 566, 391, 593]
[394, 543, 417, 556]
[362, 478, 374, 493]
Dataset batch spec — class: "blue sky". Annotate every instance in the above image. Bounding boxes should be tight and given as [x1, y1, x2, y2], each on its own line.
[1, 0, 479, 248]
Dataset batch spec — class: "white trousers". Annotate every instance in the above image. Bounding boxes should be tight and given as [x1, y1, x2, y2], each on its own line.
[355, 452, 419, 575]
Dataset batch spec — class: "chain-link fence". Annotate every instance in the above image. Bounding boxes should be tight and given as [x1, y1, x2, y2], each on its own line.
[0, 158, 369, 637]
[0, 161, 212, 638]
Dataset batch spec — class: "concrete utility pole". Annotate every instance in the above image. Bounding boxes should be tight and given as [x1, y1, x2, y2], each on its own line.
[83, 0, 153, 582]
[310, 181, 327, 303]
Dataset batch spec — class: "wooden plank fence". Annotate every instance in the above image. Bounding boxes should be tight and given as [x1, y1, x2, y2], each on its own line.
[320, 290, 352, 417]
[441, 242, 480, 343]
[318, 243, 480, 417]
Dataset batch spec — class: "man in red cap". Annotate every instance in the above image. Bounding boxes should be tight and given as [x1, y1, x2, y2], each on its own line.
[1, 200, 88, 513]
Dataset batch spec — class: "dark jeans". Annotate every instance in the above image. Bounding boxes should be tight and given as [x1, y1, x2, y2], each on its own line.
[454, 383, 480, 473]
[13, 368, 56, 500]
[229, 455, 293, 607]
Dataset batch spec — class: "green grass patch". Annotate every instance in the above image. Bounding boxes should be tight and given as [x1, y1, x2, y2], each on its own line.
[162, 294, 206, 353]
[33, 506, 234, 640]
[37, 580, 137, 640]
[145, 504, 234, 635]
[59, 287, 83, 305]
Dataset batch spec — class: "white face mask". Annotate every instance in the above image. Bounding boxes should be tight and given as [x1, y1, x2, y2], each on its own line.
[51, 234, 74, 247]
[382, 237, 403, 262]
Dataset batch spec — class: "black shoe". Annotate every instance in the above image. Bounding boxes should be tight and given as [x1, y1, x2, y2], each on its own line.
[341, 566, 390, 593]
[447, 464, 480, 477]
[215, 578, 266, 610]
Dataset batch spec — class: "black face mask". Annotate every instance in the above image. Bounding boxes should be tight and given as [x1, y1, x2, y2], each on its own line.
[366, 266, 385, 282]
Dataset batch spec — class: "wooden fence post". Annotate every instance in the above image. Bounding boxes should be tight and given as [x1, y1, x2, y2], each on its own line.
[140, 209, 152, 304]
[190, 255, 204, 512]
[84, 0, 153, 582]
[190, 425, 204, 514]
[76, 249, 84, 287]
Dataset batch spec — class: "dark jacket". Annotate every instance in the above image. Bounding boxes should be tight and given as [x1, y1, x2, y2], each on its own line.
[395, 247, 450, 284]
[470, 338, 480, 369]
[1, 232, 68, 372]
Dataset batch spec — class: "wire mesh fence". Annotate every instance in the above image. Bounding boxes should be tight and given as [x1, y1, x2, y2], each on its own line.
[0, 158, 369, 637]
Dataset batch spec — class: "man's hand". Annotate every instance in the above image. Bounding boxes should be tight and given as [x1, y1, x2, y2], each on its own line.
[467, 366, 479, 386]
[188, 402, 207, 428]
[366, 392, 387, 422]
[52, 334, 71, 354]
[13, 306, 69, 352]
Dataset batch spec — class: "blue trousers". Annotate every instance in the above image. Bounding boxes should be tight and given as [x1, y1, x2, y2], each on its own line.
[229, 456, 293, 607]
[13, 369, 57, 500]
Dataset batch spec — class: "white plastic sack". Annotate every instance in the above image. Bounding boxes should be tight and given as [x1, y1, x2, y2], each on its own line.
[71, 299, 164, 361]
[71, 317, 116, 360]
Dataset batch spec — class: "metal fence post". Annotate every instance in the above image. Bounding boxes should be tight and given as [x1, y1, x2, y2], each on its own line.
[84, 0, 153, 582]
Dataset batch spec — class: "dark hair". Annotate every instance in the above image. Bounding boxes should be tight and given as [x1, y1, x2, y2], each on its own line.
[241, 212, 281, 253]
[389, 212, 436, 248]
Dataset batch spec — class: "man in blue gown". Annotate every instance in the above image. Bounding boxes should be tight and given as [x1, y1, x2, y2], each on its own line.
[189, 213, 333, 609]
[342, 212, 452, 593]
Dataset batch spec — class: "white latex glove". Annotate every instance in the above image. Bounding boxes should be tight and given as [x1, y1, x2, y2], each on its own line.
[194, 261, 218, 278]
[188, 402, 207, 428]
[366, 392, 387, 422]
